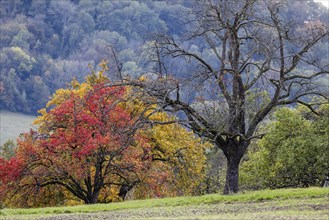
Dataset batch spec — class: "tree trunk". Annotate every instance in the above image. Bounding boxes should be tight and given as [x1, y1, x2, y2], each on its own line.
[118, 184, 132, 200]
[224, 153, 243, 194]
[85, 187, 101, 204]
[85, 192, 99, 204]
[220, 140, 247, 195]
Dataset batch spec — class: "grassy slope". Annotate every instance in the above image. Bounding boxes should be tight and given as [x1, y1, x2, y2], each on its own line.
[0, 111, 36, 145]
[1, 187, 328, 219]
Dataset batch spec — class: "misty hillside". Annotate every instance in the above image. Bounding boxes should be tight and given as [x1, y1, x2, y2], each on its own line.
[0, 0, 328, 114]
[0, 111, 35, 145]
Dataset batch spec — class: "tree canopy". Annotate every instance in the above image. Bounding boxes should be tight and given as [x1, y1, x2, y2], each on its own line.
[241, 104, 329, 189]
[0, 66, 209, 207]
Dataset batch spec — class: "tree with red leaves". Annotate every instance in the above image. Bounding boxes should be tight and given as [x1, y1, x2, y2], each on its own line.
[0, 81, 155, 204]
[0, 67, 209, 207]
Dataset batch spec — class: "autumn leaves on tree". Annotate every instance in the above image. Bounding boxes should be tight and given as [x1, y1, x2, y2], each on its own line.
[0, 67, 208, 206]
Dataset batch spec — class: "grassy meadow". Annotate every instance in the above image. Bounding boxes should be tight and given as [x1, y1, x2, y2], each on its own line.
[1, 187, 328, 219]
[1, 113, 328, 219]
[0, 111, 36, 145]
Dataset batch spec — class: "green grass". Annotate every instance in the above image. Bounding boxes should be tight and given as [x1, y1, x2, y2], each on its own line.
[1, 187, 328, 219]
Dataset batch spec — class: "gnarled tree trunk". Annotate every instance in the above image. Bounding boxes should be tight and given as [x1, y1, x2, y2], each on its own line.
[220, 140, 248, 195]
[224, 152, 244, 194]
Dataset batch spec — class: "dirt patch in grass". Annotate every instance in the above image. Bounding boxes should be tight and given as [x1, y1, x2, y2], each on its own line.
[29, 198, 329, 220]
[2, 188, 328, 219]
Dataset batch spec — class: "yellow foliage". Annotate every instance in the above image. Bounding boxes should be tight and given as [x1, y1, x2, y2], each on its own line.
[145, 113, 211, 196]
[98, 186, 120, 203]
[30, 64, 209, 205]
[120, 87, 210, 197]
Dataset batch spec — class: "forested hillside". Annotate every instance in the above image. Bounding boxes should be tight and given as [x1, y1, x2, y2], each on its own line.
[0, 0, 328, 114]
[0, 0, 189, 113]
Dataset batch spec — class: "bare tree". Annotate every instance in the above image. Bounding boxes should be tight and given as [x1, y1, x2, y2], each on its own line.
[134, 0, 329, 194]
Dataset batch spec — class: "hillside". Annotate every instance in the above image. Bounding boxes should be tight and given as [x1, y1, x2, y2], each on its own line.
[0, 0, 328, 114]
[0, 111, 35, 145]
[1, 187, 328, 219]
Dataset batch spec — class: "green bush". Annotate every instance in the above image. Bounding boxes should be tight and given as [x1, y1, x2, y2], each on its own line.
[240, 104, 329, 189]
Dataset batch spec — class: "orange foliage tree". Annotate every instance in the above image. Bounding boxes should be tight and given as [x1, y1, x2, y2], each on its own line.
[2, 83, 153, 204]
[0, 67, 209, 207]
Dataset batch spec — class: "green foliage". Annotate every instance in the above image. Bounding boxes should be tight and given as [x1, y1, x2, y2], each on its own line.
[10, 29, 34, 51]
[240, 105, 329, 189]
[204, 147, 226, 194]
[0, 140, 15, 160]
[245, 89, 271, 124]
[2, 47, 36, 74]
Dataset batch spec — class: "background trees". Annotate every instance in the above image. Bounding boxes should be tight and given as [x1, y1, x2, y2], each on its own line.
[1, 0, 326, 115]
[0, 0, 188, 114]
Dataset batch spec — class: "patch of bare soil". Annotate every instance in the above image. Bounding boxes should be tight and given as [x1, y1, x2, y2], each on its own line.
[30, 198, 329, 220]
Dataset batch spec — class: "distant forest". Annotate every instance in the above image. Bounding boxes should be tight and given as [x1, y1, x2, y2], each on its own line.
[0, 0, 328, 114]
